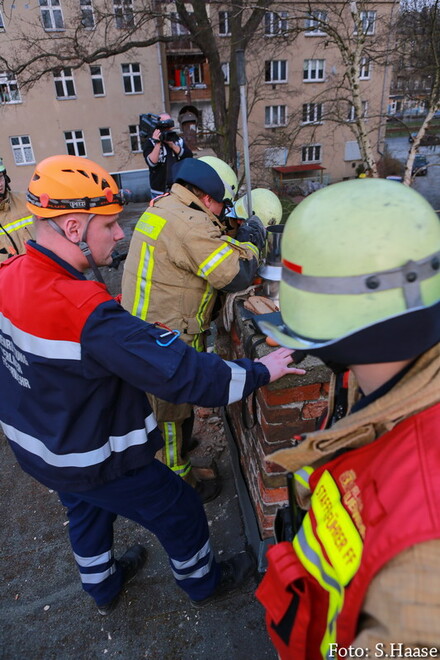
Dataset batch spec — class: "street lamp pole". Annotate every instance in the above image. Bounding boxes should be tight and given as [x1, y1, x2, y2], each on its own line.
[236, 49, 252, 216]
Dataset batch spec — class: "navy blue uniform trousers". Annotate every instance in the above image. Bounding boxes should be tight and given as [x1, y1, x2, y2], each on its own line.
[58, 459, 221, 606]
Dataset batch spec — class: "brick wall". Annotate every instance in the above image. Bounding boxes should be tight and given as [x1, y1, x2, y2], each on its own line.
[219, 304, 331, 540]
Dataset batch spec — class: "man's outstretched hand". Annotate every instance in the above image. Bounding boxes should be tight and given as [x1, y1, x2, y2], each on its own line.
[256, 347, 306, 383]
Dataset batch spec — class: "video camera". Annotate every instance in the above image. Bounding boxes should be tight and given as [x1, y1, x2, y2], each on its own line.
[139, 113, 180, 143]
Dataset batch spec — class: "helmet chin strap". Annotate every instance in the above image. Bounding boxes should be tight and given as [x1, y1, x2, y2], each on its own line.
[47, 214, 106, 285]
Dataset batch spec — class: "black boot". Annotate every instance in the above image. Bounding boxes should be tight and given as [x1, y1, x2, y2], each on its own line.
[190, 550, 256, 608]
[97, 544, 147, 615]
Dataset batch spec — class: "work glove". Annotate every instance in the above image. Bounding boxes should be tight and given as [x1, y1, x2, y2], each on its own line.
[236, 214, 266, 251]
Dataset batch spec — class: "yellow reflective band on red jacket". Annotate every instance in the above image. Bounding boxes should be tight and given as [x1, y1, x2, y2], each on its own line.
[293, 470, 363, 658]
[197, 242, 234, 279]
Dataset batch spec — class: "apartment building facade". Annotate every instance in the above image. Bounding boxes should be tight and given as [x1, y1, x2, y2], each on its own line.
[0, 1, 394, 195]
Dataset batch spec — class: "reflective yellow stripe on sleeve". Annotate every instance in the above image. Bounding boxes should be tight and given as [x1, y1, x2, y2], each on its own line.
[163, 422, 191, 477]
[197, 242, 233, 279]
[294, 465, 314, 491]
[224, 235, 259, 258]
[135, 211, 167, 239]
[131, 241, 155, 321]
[0, 215, 33, 235]
[293, 470, 363, 659]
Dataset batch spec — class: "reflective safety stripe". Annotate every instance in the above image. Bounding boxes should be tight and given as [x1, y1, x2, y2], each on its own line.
[294, 465, 314, 491]
[1, 413, 157, 468]
[170, 540, 215, 581]
[223, 360, 247, 403]
[0, 312, 81, 360]
[0, 215, 33, 235]
[79, 564, 116, 585]
[134, 211, 167, 240]
[293, 470, 364, 658]
[163, 421, 191, 477]
[197, 243, 234, 279]
[224, 235, 259, 258]
[131, 241, 155, 320]
[194, 281, 215, 343]
[74, 549, 112, 567]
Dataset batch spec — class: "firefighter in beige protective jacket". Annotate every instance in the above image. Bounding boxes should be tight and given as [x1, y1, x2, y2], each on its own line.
[122, 158, 265, 502]
[0, 161, 34, 262]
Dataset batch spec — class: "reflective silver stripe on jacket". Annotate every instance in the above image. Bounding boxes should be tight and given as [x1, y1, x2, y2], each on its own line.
[224, 360, 247, 403]
[0, 313, 81, 360]
[0, 413, 157, 468]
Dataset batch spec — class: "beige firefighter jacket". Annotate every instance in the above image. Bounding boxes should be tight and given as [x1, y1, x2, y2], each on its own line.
[270, 343, 440, 650]
[122, 183, 258, 351]
[0, 191, 35, 263]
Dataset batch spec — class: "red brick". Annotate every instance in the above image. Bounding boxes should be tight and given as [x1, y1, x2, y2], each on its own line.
[302, 400, 328, 420]
[259, 414, 303, 445]
[262, 382, 322, 406]
[256, 389, 302, 424]
[321, 381, 331, 396]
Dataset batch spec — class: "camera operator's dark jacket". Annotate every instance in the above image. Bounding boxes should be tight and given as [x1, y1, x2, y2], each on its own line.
[143, 137, 193, 197]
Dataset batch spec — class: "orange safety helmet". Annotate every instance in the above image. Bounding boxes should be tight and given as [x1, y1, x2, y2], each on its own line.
[26, 155, 125, 218]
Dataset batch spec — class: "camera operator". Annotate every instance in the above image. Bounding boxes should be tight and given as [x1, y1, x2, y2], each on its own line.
[143, 113, 193, 198]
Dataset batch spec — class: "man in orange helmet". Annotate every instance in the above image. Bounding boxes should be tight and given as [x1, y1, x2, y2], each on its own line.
[0, 154, 303, 616]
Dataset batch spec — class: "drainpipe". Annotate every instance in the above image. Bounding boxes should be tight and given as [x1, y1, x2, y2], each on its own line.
[236, 49, 252, 215]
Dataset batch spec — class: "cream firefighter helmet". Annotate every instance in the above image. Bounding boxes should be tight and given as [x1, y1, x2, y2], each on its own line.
[234, 188, 283, 226]
[198, 156, 238, 202]
[259, 179, 440, 365]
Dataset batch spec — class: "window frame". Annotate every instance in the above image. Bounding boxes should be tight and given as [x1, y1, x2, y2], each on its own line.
[39, 0, 65, 31]
[302, 102, 323, 124]
[99, 128, 114, 156]
[129, 124, 142, 153]
[113, 0, 134, 29]
[265, 105, 287, 127]
[265, 60, 288, 84]
[359, 56, 371, 80]
[221, 62, 230, 85]
[264, 11, 288, 36]
[301, 144, 322, 163]
[121, 63, 143, 95]
[305, 10, 328, 35]
[303, 59, 325, 82]
[0, 72, 22, 104]
[354, 10, 377, 36]
[170, 11, 190, 37]
[53, 67, 76, 99]
[80, 0, 95, 29]
[347, 100, 368, 122]
[0, 9, 5, 31]
[10, 135, 35, 166]
[90, 65, 105, 96]
[64, 130, 87, 157]
[218, 10, 231, 36]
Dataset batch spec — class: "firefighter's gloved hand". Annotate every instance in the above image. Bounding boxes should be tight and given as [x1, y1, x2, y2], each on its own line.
[236, 214, 266, 251]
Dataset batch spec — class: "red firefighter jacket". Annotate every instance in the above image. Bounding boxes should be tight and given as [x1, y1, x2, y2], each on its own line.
[256, 401, 440, 659]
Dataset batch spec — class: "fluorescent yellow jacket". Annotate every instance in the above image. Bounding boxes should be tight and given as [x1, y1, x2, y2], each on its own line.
[122, 184, 258, 350]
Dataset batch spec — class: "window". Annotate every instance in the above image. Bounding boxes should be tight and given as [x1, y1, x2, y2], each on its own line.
[347, 101, 368, 121]
[129, 124, 142, 153]
[303, 59, 325, 82]
[64, 130, 86, 156]
[80, 0, 95, 28]
[265, 60, 287, 84]
[302, 144, 321, 163]
[121, 63, 143, 94]
[265, 105, 287, 127]
[221, 62, 230, 85]
[10, 136, 35, 165]
[90, 65, 105, 96]
[355, 11, 376, 35]
[302, 103, 323, 124]
[100, 128, 113, 156]
[0, 9, 5, 31]
[170, 12, 190, 37]
[0, 73, 22, 104]
[305, 10, 327, 34]
[219, 11, 231, 36]
[359, 57, 371, 80]
[264, 11, 288, 36]
[39, 0, 64, 31]
[53, 68, 76, 99]
[114, 0, 134, 29]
